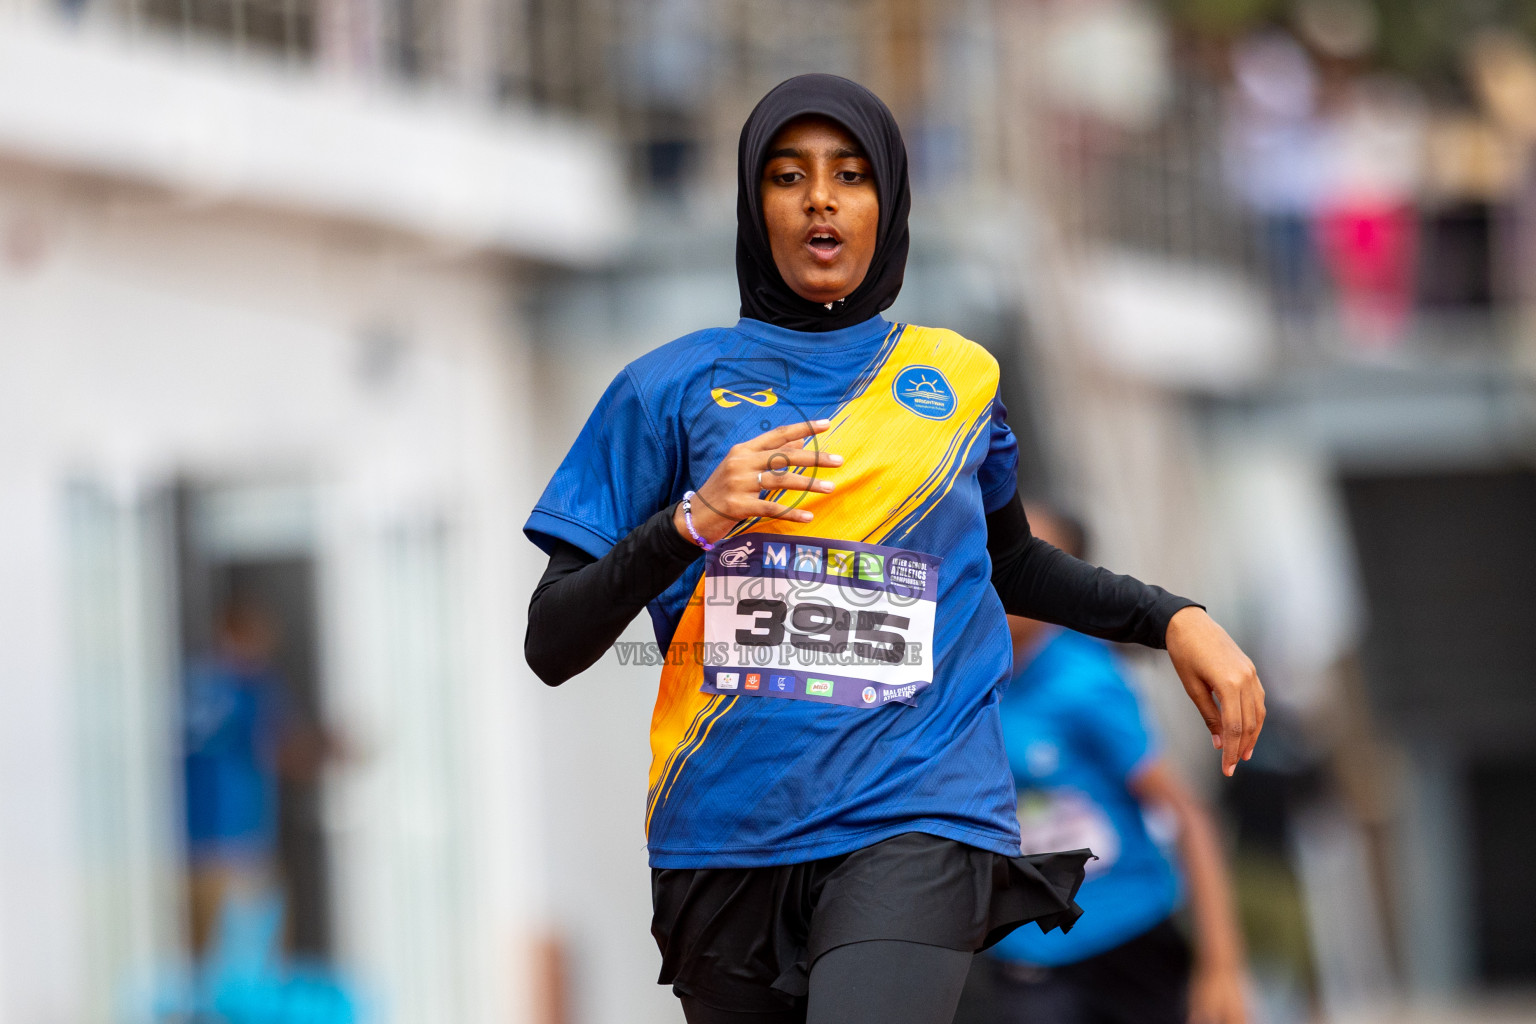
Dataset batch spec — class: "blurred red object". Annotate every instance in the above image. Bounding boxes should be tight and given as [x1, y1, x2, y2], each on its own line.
[1317, 201, 1418, 349]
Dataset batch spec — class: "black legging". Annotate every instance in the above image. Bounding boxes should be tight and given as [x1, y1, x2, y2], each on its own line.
[679, 940, 975, 1024]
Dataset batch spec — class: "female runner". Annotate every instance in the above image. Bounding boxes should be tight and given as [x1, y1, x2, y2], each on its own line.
[524, 73, 1264, 1024]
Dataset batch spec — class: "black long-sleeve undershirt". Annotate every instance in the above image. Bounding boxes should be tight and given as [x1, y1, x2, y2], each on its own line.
[525, 503, 701, 686]
[982, 493, 1198, 647]
[524, 489, 1199, 687]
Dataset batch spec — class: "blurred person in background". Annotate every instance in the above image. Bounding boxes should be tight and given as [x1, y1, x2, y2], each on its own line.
[1314, 75, 1426, 351]
[958, 504, 1248, 1024]
[1224, 30, 1328, 324]
[181, 599, 327, 956]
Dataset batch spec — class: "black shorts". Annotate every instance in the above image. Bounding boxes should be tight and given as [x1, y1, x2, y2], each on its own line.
[955, 917, 1193, 1024]
[650, 831, 1091, 1013]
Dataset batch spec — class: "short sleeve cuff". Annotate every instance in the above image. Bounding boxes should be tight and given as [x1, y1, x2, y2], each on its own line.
[982, 474, 1018, 514]
[524, 508, 620, 560]
[652, 503, 705, 562]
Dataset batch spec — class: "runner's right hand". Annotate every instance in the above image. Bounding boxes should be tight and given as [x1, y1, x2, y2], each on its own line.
[1164, 607, 1266, 777]
[675, 418, 843, 546]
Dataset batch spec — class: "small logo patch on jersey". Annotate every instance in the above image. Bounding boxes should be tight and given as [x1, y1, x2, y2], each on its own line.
[712, 387, 778, 408]
[892, 365, 955, 420]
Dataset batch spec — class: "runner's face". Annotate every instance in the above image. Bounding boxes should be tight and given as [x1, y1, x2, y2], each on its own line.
[760, 117, 878, 306]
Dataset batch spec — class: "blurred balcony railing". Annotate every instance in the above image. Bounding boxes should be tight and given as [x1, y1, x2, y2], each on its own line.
[1097, 80, 1262, 278]
[60, 0, 942, 197]
[1047, 70, 1262, 277]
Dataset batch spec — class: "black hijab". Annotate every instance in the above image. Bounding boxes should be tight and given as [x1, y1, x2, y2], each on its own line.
[736, 74, 911, 332]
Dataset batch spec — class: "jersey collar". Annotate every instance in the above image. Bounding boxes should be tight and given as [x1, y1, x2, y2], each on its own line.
[733, 314, 893, 353]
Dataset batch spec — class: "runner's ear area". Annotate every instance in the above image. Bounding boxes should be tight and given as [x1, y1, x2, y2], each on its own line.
[736, 73, 911, 333]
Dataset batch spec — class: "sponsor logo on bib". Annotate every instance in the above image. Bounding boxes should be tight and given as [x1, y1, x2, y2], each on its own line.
[806, 678, 835, 697]
[794, 545, 824, 573]
[827, 549, 855, 577]
[861, 686, 878, 704]
[887, 555, 928, 590]
[718, 542, 754, 568]
[716, 672, 739, 690]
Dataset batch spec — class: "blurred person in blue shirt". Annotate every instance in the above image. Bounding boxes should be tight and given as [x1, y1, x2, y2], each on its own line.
[182, 599, 316, 955]
[962, 505, 1250, 1024]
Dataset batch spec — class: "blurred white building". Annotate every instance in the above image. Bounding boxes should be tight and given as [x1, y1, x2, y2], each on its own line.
[0, 5, 626, 1023]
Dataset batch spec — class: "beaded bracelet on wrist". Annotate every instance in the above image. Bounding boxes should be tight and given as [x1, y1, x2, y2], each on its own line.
[680, 491, 713, 551]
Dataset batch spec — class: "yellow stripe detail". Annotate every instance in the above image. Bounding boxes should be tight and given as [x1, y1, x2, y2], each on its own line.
[860, 411, 971, 542]
[646, 576, 714, 809]
[894, 405, 995, 541]
[646, 688, 715, 808]
[658, 695, 737, 812]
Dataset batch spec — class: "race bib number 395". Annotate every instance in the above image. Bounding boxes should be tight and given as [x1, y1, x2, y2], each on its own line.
[699, 533, 942, 709]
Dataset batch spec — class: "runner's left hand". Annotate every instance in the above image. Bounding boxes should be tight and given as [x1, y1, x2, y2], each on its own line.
[1164, 607, 1265, 777]
[1188, 962, 1248, 1024]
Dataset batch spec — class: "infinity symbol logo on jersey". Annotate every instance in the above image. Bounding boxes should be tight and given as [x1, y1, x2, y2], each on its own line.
[685, 359, 827, 527]
[711, 387, 778, 408]
[892, 365, 956, 420]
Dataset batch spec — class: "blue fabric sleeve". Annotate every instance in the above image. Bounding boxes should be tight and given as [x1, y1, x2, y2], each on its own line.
[1073, 669, 1158, 785]
[524, 367, 677, 560]
[978, 391, 1019, 514]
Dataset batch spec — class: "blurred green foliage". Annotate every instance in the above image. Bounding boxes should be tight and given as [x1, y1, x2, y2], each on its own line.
[1160, 0, 1536, 82]
[1165, 0, 1285, 37]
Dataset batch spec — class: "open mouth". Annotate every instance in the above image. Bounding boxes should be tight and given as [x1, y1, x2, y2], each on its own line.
[806, 230, 843, 260]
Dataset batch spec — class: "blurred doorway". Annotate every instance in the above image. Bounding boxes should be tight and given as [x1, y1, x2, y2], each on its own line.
[1342, 468, 1536, 990]
[1468, 756, 1536, 986]
[174, 480, 332, 958]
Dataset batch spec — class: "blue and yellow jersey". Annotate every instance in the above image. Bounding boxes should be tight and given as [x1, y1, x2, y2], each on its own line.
[525, 313, 1023, 867]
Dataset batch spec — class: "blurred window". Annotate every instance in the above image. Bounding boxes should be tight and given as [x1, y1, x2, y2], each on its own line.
[131, 0, 317, 61]
[1343, 469, 1536, 744]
